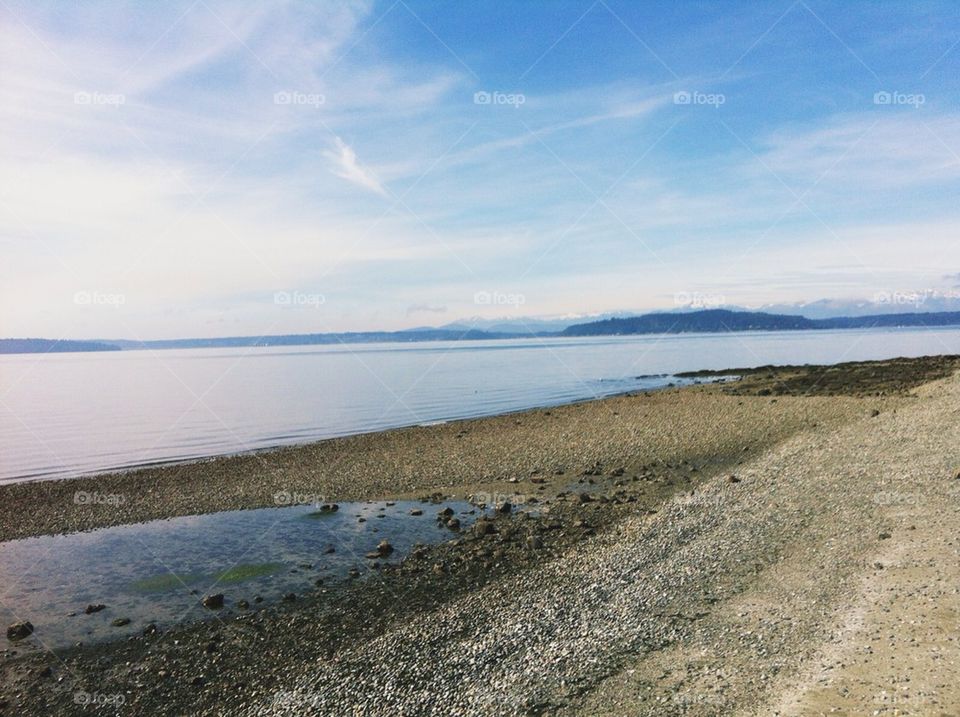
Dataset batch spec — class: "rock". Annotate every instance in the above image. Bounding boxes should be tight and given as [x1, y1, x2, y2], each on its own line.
[438, 507, 454, 518]
[282, 593, 296, 602]
[527, 536, 543, 550]
[871, 409, 881, 417]
[728, 475, 741, 483]
[324, 546, 336, 554]
[84, 604, 106, 614]
[757, 388, 772, 396]
[576, 492, 593, 504]
[202, 594, 224, 609]
[6, 621, 33, 640]
[143, 624, 158, 635]
[110, 617, 130, 627]
[446, 518, 461, 530]
[237, 600, 250, 609]
[319, 504, 339, 513]
[496, 502, 512, 515]
[409, 508, 423, 516]
[377, 540, 394, 556]
[473, 520, 496, 536]
[878, 531, 892, 540]
[609, 467, 625, 477]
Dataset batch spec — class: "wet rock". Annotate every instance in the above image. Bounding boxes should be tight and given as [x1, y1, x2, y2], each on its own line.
[110, 617, 130, 627]
[237, 600, 250, 609]
[324, 546, 336, 554]
[282, 593, 296, 602]
[202, 594, 224, 609]
[446, 518, 461, 530]
[143, 623, 158, 636]
[6, 621, 33, 640]
[438, 507, 454, 518]
[367, 540, 394, 558]
[319, 504, 339, 513]
[84, 604, 106, 614]
[496, 502, 512, 515]
[409, 508, 423, 516]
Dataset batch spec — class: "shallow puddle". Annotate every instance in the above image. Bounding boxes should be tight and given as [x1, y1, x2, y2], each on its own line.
[0, 499, 484, 652]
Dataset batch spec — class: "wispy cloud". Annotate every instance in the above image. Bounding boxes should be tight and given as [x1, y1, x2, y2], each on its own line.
[323, 137, 388, 196]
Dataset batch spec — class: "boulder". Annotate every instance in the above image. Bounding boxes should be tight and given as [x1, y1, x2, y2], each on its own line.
[6, 621, 33, 640]
[202, 594, 224, 609]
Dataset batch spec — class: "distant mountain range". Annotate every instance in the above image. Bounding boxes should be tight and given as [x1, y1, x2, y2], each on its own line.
[3, 308, 960, 355]
[561, 309, 960, 336]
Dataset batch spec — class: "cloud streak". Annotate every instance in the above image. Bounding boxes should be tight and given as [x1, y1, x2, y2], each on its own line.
[324, 137, 388, 196]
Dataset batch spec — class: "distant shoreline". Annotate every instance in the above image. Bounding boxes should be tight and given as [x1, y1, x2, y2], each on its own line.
[3, 308, 960, 354]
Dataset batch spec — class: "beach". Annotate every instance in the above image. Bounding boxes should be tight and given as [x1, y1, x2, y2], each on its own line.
[2, 356, 959, 715]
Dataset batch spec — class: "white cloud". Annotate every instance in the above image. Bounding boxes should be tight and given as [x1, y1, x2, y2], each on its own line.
[323, 137, 388, 196]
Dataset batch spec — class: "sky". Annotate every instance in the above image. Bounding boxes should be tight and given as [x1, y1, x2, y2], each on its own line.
[2, 0, 960, 340]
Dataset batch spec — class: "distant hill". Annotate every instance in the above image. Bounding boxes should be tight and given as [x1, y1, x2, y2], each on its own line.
[0, 339, 121, 354]
[562, 309, 960, 336]
[103, 328, 522, 351]
[5, 310, 960, 355]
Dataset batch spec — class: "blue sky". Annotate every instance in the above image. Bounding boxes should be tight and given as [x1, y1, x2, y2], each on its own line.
[2, 0, 960, 339]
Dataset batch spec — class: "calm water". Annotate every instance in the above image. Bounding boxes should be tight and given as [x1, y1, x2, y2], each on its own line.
[0, 498, 492, 650]
[1, 327, 958, 483]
